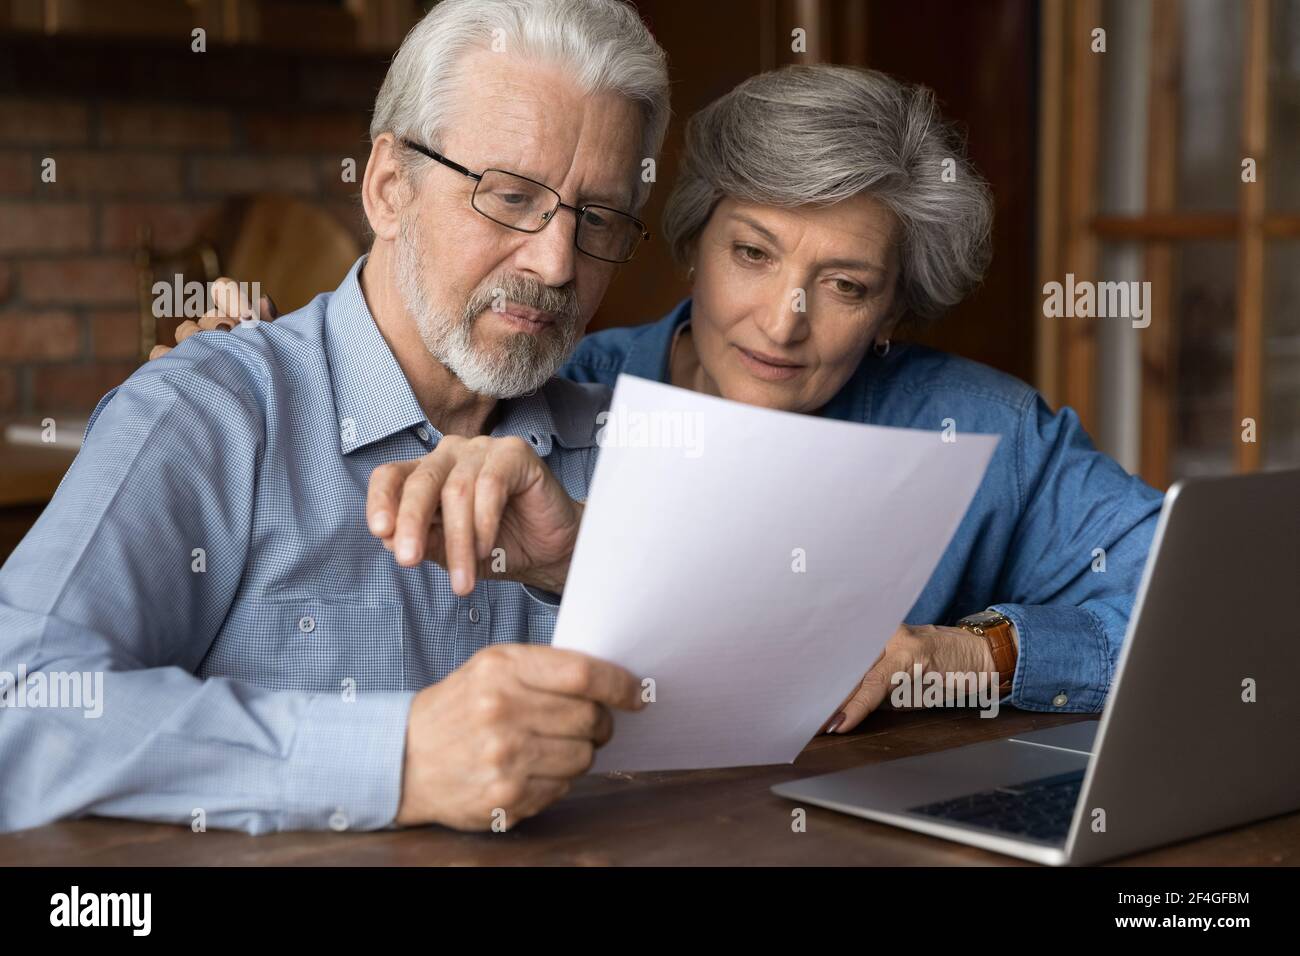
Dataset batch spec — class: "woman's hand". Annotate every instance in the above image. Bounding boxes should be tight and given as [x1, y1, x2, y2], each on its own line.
[822, 623, 1000, 734]
[147, 277, 278, 361]
[367, 435, 584, 597]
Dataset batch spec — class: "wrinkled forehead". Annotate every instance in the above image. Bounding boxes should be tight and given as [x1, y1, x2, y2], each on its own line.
[437, 48, 645, 208]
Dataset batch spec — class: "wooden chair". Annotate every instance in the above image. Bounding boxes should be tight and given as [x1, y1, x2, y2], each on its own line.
[135, 194, 363, 362]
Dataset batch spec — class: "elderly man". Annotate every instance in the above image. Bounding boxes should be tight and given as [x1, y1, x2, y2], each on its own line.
[0, 0, 669, 834]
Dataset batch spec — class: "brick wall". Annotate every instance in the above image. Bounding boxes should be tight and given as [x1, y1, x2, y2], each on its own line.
[0, 34, 388, 416]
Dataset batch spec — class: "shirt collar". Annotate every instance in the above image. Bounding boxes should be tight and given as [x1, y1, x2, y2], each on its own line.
[489, 379, 602, 458]
[325, 255, 601, 456]
[620, 297, 692, 382]
[325, 256, 429, 455]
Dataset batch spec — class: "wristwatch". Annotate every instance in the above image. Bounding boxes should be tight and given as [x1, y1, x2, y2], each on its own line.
[957, 609, 1016, 698]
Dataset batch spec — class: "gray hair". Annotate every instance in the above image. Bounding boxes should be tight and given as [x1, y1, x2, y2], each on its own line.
[371, 0, 670, 208]
[662, 65, 993, 324]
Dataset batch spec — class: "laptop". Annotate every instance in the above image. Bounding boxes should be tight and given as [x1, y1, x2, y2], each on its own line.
[772, 468, 1300, 865]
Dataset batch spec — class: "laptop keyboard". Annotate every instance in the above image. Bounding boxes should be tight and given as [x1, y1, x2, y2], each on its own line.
[906, 768, 1086, 844]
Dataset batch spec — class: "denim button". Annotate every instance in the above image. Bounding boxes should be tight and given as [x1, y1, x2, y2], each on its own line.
[1052, 692, 1068, 707]
[298, 615, 315, 634]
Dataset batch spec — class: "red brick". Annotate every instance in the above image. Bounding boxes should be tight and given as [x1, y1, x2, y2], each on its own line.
[0, 202, 94, 254]
[0, 98, 90, 146]
[244, 112, 370, 152]
[0, 311, 82, 360]
[18, 257, 138, 306]
[100, 102, 234, 149]
[189, 155, 316, 195]
[32, 362, 137, 415]
[99, 201, 222, 252]
[0, 367, 16, 414]
[89, 309, 144, 360]
[0, 151, 35, 196]
[43, 151, 184, 197]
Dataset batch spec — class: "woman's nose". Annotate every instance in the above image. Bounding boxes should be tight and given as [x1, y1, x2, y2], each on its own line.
[754, 287, 810, 345]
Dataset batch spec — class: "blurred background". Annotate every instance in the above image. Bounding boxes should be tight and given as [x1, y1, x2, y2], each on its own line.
[0, 0, 1297, 559]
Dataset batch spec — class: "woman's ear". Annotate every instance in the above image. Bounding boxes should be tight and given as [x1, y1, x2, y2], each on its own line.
[683, 243, 699, 281]
[872, 302, 902, 344]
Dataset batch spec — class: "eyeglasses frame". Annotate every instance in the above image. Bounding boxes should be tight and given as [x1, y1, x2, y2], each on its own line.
[400, 138, 650, 264]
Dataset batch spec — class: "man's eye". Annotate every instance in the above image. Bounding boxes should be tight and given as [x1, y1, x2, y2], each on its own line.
[582, 210, 609, 229]
[498, 193, 530, 206]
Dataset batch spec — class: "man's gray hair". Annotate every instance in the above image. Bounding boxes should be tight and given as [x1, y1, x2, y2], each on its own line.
[662, 65, 993, 323]
[371, 0, 670, 208]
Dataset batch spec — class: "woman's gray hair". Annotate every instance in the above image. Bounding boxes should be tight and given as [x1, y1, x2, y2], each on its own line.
[371, 0, 670, 208]
[663, 65, 993, 323]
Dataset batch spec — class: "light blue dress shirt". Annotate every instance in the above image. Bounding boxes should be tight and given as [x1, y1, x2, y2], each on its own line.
[560, 298, 1166, 715]
[0, 256, 610, 835]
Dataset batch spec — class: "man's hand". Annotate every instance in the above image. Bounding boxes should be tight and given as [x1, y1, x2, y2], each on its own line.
[395, 644, 644, 830]
[367, 435, 582, 596]
[821, 623, 1000, 734]
[147, 277, 278, 361]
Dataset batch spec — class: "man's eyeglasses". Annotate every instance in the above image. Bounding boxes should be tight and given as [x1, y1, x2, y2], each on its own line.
[401, 139, 650, 264]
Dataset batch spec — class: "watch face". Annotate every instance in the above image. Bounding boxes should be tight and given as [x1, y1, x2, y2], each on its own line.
[960, 610, 1007, 627]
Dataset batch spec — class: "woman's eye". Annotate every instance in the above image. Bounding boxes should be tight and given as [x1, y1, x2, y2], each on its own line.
[833, 278, 866, 298]
[736, 244, 768, 263]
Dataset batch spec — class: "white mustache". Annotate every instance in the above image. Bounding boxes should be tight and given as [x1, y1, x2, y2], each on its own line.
[466, 278, 579, 326]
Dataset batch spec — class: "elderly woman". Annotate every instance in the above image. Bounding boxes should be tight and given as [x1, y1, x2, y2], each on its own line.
[560, 65, 1162, 732]
[167, 64, 1162, 735]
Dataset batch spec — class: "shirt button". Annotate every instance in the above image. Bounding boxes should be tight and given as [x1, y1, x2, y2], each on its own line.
[1052, 692, 1069, 707]
[417, 427, 431, 442]
[469, 607, 481, 625]
[298, 615, 316, 634]
[329, 808, 349, 831]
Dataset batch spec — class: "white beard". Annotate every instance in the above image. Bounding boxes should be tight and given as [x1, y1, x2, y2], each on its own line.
[395, 214, 580, 399]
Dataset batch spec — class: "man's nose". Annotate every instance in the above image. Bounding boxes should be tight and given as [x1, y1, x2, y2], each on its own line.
[513, 209, 578, 289]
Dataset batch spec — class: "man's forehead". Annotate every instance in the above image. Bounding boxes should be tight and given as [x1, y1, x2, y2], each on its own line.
[441, 50, 642, 205]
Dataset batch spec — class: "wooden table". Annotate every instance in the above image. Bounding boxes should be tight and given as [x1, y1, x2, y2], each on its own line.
[2, 707, 1295, 866]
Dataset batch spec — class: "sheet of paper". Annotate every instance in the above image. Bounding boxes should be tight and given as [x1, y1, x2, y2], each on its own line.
[551, 374, 998, 772]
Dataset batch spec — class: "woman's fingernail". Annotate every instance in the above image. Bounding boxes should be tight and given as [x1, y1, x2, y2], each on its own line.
[825, 712, 845, 735]
[451, 568, 469, 593]
[371, 511, 391, 534]
[397, 539, 418, 563]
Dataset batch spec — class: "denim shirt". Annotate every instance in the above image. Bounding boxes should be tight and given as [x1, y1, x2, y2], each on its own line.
[560, 299, 1165, 714]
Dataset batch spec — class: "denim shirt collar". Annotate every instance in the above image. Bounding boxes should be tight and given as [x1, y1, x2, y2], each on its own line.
[620, 297, 693, 383]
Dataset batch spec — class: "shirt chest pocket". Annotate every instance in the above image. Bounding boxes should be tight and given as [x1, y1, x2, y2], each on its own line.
[526, 606, 557, 645]
[200, 599, 405, 693]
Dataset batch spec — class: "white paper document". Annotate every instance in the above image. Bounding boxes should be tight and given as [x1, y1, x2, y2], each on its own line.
[551, 374, 998, 772]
